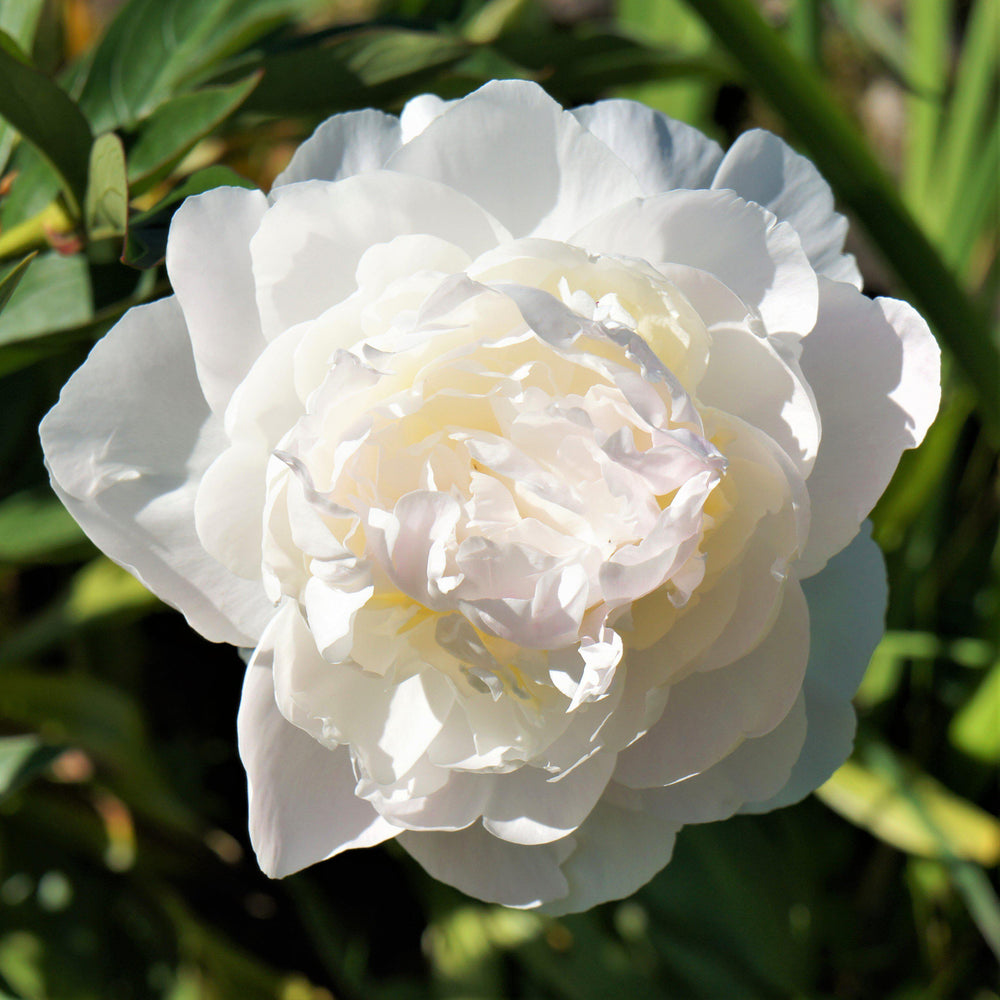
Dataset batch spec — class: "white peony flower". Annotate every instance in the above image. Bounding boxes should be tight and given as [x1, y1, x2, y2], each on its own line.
[40, 80, 940, 913]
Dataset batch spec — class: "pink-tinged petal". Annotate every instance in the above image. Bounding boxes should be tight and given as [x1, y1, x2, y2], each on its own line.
[40, 297, 273, 646]
[747, 525, 886, 811]
[571, 189, 818, 337]
[481, 751, 618, 845]
[537, 785, 681, 916]
[386, 79, 643, 240]
[712, 128, 862, 288]
[273, 109, 402, 187]
[797, 280, 941, 576]
[398, 823, 571, 908]
[572, 99, 724, 193]
[165, 186, 268, 412]
[238, 651, 399, 878]
[250, 172, 508, 338]
[615, 581, 809, 788]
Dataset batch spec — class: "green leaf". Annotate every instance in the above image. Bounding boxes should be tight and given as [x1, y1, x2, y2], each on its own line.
[0, 663, 195, 833]
[0, 143, 63, 234]
[126, 73, 261, 187]
[0, 251, 92, 346]
[679, 0, 1000, 436]
[495, 26, 725, 104]
[950, 660, 1000, 763]
[0, 488, 89, 565]
[0, 251, 36, 316]
[0, 735, 62, 804]
[615, 0, 717, 127]
[124, 165, 257, 268]
[0, 31, 93, 216]
[0, 0, 46, 178]
[84, 132, 128, 239]
[242, 28, 470, 115]
[75, 0, 323, 133]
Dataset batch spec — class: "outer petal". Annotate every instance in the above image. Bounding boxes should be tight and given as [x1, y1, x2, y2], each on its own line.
[572, 99, 724, 194]
[165, 186, 269, 412]
[273, 109, 402, 187]
[537, 786, 681, 916]
[386, 79, 643, 240]
[697, 319, 821, 475]
[571, 189, 818, 337]
[712, 129, 862, 288]
[797, 280, 940, 575]
[250, 172, 508, 338]
[746, 524, 886, 811]
[481, 751, 618, 845]
[238, 650, 399, 878]
[647, 690, 807, 824]
[614, 581, 809, 788]
[40, 297, 273, 646]
[398, 822, 571, 908]
[399, 93, 449, 141]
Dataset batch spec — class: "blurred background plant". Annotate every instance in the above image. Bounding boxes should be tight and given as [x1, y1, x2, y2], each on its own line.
[0, 0, 997, 996]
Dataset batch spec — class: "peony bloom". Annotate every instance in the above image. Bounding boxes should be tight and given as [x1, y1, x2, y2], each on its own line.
[41, 81, 940, 913]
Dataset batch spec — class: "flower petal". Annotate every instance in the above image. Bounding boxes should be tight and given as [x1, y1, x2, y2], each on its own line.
[614, 580, 809, 788]
[572, 99, 724, 193]
[398, 823, 571, 908]
[386, 79, 643, 240]
[571, 189, 818, 337]
[40, 297, 273, 645]
[165, 186, 269, 412]
[238, 649, 399, 878]
[797, 280, 940, 575]
[273, 109, 402, 187]
[251, 172, 508, 338]
[712, 128, 862, 288]
[537, 785, 681, 916]
[481, 750, 618, 845]
[747, 524, 886, 811]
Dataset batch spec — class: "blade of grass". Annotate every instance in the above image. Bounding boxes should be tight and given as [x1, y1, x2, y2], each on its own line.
[787, 0, 823, 67]
[902, 0, 951, 214]
[680, 0, 1000, 436]
[931, 0, 999, 257]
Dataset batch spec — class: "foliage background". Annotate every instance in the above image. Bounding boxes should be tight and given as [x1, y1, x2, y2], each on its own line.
[0, 0, 997, 996]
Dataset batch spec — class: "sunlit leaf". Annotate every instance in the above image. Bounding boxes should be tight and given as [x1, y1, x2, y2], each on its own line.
[84, 132, 128, 239]
[950, 661, 1000, 764]
[75, 0, 325, 133]
[819, 751, 1000, 865]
